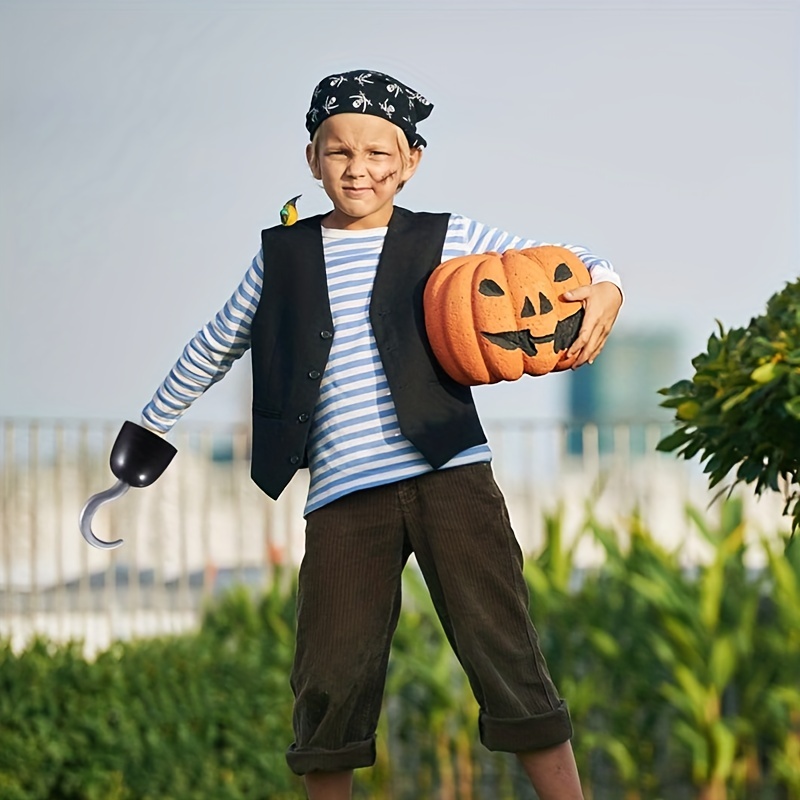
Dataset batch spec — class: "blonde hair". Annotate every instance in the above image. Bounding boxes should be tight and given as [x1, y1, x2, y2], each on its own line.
[307, 122, 418, 192]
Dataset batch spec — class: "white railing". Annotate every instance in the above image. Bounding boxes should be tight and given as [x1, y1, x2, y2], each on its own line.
[0, 418, 789, 655]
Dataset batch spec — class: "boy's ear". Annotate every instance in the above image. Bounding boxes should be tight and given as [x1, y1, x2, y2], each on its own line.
[403, 147, 422, 182]
[306, 143, 321, 180]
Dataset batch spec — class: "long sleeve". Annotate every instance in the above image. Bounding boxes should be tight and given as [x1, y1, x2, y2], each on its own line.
[140, 248, 264, 433]
[444, 215, 622, 293]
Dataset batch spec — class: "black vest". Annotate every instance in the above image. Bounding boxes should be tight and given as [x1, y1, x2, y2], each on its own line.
[249, 206, 487, 499]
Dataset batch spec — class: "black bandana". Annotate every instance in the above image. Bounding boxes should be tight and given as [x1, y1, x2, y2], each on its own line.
[305, 70, 433, 149]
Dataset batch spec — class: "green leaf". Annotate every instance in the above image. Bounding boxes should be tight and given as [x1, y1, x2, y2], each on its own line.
[720, 385, 758, 413]
[785, 395, 800, 420]
[737, 457, 765, 484]
[677, 401, 701, 421]
[656, 428, 692, 453]
[708, 636, 737, 691]
[659, 379, 695, 397]
[709, 721, 737, 780]
[751, 362, 779, 384]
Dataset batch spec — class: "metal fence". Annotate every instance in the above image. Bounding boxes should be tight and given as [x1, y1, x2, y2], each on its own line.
[0, 417, 789, 655]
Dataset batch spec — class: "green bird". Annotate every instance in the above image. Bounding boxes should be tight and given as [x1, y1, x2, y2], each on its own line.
[280, 194, 302, 226]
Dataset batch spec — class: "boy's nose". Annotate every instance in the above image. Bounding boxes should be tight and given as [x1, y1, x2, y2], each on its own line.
[345, 157, 367, 177]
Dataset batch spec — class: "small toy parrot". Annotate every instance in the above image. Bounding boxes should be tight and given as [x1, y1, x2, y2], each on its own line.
[280, 194, 302, 226]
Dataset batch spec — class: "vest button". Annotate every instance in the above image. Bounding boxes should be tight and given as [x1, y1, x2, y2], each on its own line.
[307, 369, 321, 380]
[297, 413, 310, 423]
[289, 455, 300, 465]
[320, 330, 333, 340]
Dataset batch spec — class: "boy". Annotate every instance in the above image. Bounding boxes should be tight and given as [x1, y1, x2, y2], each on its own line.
[141, 70, 622, 799]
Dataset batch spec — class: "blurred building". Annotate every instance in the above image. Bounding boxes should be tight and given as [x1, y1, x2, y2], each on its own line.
[567, 329, 681, 455]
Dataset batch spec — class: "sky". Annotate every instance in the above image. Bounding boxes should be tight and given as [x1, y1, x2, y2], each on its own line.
[1, 0, 798, 426]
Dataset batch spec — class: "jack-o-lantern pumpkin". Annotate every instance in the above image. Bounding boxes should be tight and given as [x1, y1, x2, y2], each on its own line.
[423, 246, 590, 385]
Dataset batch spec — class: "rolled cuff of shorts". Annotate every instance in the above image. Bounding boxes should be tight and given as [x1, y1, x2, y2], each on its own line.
[285, 736, 376, 775]
[479, 700, 573, 753]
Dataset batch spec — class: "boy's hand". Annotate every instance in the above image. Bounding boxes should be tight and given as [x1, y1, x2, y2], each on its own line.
[562, 282, 622, 368]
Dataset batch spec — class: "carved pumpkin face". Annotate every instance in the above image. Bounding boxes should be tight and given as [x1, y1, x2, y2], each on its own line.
[423, 245, 590, 385]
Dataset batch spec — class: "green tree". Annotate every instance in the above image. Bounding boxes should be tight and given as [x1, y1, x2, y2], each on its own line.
[657, 278, 800, 534]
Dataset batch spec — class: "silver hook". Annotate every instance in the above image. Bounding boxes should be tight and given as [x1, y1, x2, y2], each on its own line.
[79, 479, 130, 550]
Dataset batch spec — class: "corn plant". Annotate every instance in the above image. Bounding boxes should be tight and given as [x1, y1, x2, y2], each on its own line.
[573, 512, 676, 799]
[3, 504, 800, 798]
[751, 535, 800, 798]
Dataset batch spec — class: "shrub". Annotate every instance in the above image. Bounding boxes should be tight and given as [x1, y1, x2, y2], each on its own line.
[658, 278, 800, 533]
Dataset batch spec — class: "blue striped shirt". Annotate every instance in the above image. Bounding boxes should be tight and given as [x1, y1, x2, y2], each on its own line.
[141, 214, 621, 515]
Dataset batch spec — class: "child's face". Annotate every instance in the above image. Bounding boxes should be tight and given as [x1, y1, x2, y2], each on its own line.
[307, 114, 421, 230]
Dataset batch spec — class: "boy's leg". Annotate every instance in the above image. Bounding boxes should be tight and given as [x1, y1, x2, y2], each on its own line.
[517, 742, 584, 800]
[304, 770, 353, 800]
[286, 485, 409, 779]
[406, 463, 580, 793]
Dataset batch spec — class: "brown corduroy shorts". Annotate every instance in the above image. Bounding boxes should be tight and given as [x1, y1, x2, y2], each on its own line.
[285, 462, 572, 776]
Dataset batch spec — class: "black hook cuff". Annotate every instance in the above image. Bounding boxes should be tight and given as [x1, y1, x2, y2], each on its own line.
[110, 421, 178, 488]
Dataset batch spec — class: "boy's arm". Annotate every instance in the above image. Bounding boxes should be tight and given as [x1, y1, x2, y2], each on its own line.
[140, 248, 264, 433]
[452, 215, 622, 293]
[449, 215, 622, 368]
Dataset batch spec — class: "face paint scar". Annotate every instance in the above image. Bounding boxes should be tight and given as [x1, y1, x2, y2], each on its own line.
[376, 170, 398, 183]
